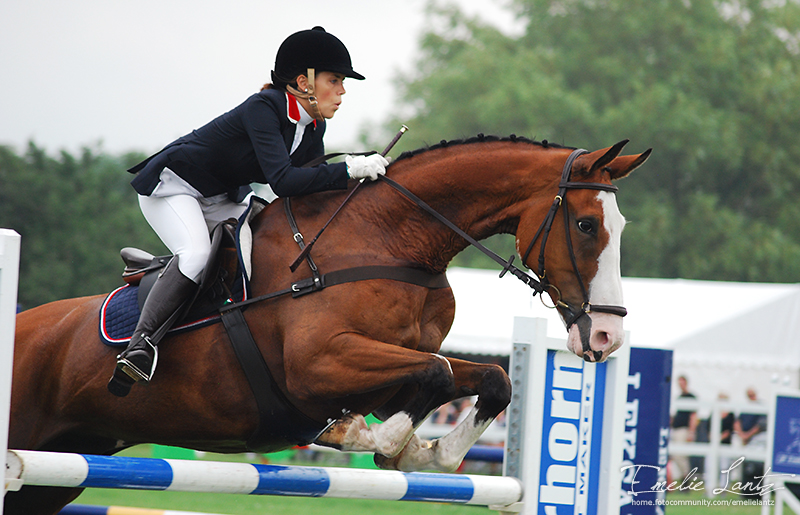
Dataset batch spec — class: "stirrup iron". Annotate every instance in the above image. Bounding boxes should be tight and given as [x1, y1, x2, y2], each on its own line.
[116, 336, 159, 383]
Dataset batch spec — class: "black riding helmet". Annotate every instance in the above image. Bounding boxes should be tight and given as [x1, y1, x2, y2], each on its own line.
[273, 26, 365, 82]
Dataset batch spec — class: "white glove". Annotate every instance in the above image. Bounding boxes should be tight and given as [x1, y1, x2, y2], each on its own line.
[346, 154, 389, 181]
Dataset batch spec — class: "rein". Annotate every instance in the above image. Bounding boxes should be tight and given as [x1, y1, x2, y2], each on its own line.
[376, 174, 542, 290]
[225, 148, 627, 331]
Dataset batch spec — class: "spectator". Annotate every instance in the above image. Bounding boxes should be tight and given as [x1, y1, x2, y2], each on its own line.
[734, 387, 768, 492]
[719, 392, 735, 445]
[718, 392, 735, 486]
[670, 375, 698, 479]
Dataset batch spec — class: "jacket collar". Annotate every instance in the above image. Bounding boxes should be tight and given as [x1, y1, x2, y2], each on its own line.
[286, 93, 316, 128]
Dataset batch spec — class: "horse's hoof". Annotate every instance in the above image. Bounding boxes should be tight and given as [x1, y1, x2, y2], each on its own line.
[107, 372, 135, 397]
[373, 453, 400, 470]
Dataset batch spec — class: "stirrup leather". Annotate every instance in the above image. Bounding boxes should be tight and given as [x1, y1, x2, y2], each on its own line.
[116, 335, 159, 383]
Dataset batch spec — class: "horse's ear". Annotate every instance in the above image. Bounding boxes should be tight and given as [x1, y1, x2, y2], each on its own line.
[605, 148, 652, 180]
[573, 140, 628, 177]
[573, 140, 651, 180]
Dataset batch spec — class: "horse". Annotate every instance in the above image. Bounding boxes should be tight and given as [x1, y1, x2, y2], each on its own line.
[6, 136, 650, 515]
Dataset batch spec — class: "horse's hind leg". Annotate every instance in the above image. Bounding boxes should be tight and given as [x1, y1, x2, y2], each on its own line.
[374, 357, 511, 472]
[307, 337, 456, 459]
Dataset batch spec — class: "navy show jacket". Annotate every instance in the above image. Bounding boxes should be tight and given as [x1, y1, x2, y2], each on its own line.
[129, 87, 349, 203]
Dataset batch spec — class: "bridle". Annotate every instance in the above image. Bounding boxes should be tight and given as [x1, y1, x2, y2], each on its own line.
[377, 148, 627, 335]
[519, 148, 628, 330]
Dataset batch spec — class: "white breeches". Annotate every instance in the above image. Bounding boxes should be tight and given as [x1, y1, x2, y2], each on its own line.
[138, 193, 249, 283]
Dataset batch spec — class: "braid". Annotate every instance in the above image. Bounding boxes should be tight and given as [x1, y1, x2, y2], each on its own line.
[269, 70, 297, 92]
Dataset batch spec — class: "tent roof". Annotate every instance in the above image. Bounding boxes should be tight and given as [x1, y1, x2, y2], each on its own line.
[441, 268, 800, 369]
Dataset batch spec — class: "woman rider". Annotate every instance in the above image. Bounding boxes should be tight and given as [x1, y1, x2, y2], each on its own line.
[108, 27, 388, 397]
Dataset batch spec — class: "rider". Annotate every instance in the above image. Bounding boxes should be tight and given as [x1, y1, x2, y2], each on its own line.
[108, 26, 389, 397]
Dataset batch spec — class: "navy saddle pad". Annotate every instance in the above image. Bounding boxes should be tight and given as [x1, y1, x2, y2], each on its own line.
[98, 276, 247, 346]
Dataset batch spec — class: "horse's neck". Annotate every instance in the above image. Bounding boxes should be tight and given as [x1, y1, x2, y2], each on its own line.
[375, 143, 561, 271]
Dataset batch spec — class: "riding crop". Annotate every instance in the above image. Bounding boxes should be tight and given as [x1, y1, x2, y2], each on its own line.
[289, 125, 409, 272]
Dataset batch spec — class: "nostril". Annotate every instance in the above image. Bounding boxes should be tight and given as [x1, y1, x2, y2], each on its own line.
[583, 350, 603, 363]
[593, 331, 610, 350]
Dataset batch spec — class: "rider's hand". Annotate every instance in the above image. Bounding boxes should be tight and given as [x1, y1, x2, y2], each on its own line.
[346, 154, 389, 181]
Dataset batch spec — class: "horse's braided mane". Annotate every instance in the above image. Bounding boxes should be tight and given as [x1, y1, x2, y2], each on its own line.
[394, 134, 573, 162]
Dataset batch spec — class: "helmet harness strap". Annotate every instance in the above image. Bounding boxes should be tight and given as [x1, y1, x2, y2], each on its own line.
[286, 68, 323, 121]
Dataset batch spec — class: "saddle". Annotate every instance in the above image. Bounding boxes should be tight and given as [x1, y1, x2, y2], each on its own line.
[99, 219, 245, 345]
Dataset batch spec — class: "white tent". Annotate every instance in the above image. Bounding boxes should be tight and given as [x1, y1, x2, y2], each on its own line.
[440, 267, 800, 404]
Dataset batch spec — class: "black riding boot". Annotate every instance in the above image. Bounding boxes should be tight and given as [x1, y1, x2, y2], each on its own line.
[108, 258, 198, 397]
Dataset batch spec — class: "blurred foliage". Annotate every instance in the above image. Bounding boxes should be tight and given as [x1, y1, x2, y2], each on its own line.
[380, 0, 800, 281]
[0, 143, 164, 309]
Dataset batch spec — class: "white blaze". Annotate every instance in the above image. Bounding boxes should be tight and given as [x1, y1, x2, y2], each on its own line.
[566, 190, 626, 360]
[590, 191, 625, 307]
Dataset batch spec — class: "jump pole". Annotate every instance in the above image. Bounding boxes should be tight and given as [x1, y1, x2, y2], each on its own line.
[6, 450, 522, 508]
[0, 230, 21, 515]
[59, 506, 228, 515]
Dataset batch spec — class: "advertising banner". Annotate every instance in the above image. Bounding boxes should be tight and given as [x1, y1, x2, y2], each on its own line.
[771, 395, 800, 475]
[538, 349, 608, 514]
[619, 348, 673, 515]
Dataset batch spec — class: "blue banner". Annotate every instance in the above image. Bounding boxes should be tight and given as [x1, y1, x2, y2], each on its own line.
[772, 395, 800, 475]
[538, 349, 607, 515]
[620, 348, 673, 515]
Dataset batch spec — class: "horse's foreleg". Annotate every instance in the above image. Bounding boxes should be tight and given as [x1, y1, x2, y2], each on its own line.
[316, 411, 416, 458]
[375, 358, 511, 472]
[297, 335, 456, 458]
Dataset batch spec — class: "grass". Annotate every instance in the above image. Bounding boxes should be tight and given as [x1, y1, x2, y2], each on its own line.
[75, 490, 791, 515]
[75, 489, 480, 515]
[68, 446, 794, 515]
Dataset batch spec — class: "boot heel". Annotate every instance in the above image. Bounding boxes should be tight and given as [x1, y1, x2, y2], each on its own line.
[108, 370, 136, 397]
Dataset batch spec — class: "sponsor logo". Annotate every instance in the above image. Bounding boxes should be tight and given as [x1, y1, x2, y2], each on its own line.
[539, 350, 606, 515]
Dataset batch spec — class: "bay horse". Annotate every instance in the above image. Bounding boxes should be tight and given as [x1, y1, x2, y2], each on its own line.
[6, 136, 650, 515]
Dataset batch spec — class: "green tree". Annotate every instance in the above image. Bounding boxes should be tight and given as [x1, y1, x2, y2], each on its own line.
[0, 144, 164, 309]
[384, 0, 800, 281]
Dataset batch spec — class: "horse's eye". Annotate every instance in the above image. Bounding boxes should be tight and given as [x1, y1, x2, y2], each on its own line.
[577, 219, 595, 234]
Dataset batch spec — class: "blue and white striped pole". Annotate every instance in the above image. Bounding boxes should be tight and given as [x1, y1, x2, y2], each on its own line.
[8, 450, 522, 507]
[58, 505, 227, 515]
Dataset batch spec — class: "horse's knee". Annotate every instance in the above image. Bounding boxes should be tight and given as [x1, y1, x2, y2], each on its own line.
[427, 355, 456, 394]
[474, 365, 512, 423]
[422, 355, 457, 406]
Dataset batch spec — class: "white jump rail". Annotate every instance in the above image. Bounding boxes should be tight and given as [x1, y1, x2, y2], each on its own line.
[0, 230, 21, 515]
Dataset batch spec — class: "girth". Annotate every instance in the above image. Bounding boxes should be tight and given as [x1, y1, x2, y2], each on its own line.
[218, 198, 449, 451]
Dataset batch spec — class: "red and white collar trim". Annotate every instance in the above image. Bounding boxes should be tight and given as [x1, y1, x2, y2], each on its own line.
[286, 93, 316, 128]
